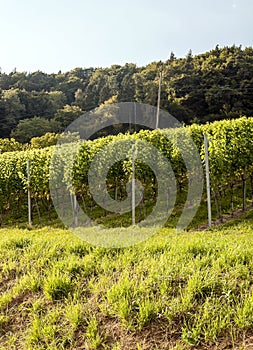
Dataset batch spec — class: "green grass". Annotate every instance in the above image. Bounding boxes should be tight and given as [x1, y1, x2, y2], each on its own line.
[1, 212, 253, 349]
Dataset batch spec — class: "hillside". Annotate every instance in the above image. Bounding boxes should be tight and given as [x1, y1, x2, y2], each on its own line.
[1, 45, 253, 142]
[0, 212, 253, 349]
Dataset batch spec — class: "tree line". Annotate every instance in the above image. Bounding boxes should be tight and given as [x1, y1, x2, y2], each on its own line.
[1, 45, 253, 142]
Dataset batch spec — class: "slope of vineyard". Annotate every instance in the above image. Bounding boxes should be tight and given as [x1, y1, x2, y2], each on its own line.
[0, 212, 253, 349]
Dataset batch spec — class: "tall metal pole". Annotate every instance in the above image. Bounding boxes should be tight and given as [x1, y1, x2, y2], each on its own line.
[155, 66, 162, 129]
[204, 134, 212, 228]
[27, 160, 32, 226]
[131, 103, 137, 226]
[132, 144, 136, 226]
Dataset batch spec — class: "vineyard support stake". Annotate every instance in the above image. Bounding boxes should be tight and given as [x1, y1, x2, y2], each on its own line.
[27, 160, 32, 226]
[204, 134, 212, 228]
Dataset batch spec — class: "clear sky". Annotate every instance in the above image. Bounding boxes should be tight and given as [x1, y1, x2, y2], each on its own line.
[1, 0, 252, 73]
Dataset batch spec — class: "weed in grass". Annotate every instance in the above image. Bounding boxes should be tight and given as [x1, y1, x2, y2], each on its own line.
[26, 307, 73, 349]
[68, 242, 91, 257]
[43, 271, 74, 301]
[106, 276, 135, 327]
[235, 291, 253, 330]
[137, 298, 157, 330]
[5, 334, 18, 349]
[16, 272, 42, 293]
[4, 237, 32, 250]
[85, 316, 102, 349]
[65, 300, 85, 331]
[0, 313, 8, 329]
[111, 342, 122, 350]
[29, 298, 47, 317]
[27, 316, 43, 344]
[182, 297, 233, 346]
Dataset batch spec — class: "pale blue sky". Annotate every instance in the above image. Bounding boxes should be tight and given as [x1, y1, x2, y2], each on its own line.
[1, 0, 252, 73]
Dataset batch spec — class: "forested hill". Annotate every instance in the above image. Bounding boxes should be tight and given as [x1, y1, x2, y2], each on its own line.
[1, 45, 253, 142]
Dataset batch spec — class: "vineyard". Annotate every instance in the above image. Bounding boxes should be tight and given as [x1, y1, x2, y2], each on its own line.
[1, 117, 253, 349]
[0, 116, 253, 227]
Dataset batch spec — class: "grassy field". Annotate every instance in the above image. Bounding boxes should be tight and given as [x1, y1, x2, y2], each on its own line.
[0, 213, 253, 349]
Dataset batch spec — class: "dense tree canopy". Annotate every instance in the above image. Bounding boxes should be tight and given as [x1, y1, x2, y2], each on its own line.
[1, 45, 253, 141]
[10, 117, 60, 143]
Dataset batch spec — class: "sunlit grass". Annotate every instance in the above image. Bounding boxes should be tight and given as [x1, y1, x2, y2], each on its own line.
[0, 212, 253, 348]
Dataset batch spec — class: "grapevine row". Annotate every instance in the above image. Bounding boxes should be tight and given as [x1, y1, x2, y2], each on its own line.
[0, 117, 253, 224]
